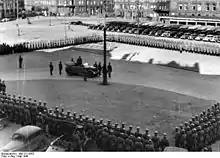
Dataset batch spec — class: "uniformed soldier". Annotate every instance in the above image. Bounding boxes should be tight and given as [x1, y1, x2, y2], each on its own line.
[191, 128, 198, 151]
[160, 133, 169, 151]
[49, 62, 54, 76]
[174, 127, 181, 147]
[107, 62, 112, 78]
[19, 55, 23, 69]
[125, 136, 134, 151]
[134, 137, 143, 151]
[179, 129, 187, 149]
[144, 139, 154, 151]
[58, 61, 63, 75]
[135, 126, 142, 137]
[152, 131, 160, 151]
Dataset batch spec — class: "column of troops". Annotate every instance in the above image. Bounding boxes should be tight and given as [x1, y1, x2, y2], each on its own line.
[174, 103, 220, 151]
[0, 92, 170, 151]
[0, 35, 103, 55]
[106, 34, 220, 56]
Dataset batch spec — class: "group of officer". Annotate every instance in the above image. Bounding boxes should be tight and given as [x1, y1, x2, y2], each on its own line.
[174, 103, 220, 151]
[0, 92, 169, 151]
[106, 34, 220, 56]
[0, 79, 6, 94]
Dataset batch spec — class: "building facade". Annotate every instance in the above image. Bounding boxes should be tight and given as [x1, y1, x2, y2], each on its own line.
[74, 0, 114, 16]
[1, 0, 24, 19]
[153, 0, 170, 16]
[158, 0, 220, 26]
[114, 0, 158, 20]
[169, 0, 220, 18]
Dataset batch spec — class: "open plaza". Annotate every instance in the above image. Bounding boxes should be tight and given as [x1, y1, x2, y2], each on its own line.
[1, 16, 220, 151]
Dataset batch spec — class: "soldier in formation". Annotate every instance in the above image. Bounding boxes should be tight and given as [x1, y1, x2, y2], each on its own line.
[0, 92, 171, 151]
[0, 79, 6, 94]
[174, 103, 220, 151]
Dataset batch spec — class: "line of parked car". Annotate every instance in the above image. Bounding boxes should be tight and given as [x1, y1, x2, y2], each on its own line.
[88, 21, 220, 43]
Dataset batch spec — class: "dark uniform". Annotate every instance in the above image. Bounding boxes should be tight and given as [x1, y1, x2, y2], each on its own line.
[49, 62, 54, 76]
[19, 55, 23, 69]
[58, 61, 63, 75]
[160, 133, 169, 151]
[107, 62, 112, 78]
[152, 131, 160, 151]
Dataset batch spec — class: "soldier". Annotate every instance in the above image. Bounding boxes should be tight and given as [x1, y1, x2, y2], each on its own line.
[107, 62, 112, 79]
[76, 56, 83, 66]
[19, 55, 23, 69]
[125, 136, 134, 151]
[98, 62, 102, 76]
[160, 133, 169, 151]
[24, 105, 31, 125]
[93, 62, 98, 71]
[117, 134, 125, 151]
[49, 62, 54, 76]
[152, 131, 160, 151]
[191, 128, 198, 151]
[1, 81, 6, 94]
[144, 139, 154, 151]
[134, 127, 142, 137]
[134, 137, 143, 151]
[58, 61, 63, 75]
[143, 128, 150, 140]
[179, 129, 187, 149]
[174, 127, 181, 147]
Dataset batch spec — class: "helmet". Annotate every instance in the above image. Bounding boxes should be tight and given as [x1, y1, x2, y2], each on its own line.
[108, 120, 111, 124]
[129, 125, 132, 129]
[136, 126, 140, 130]
[163, 133, 167, 136]
[92, 117, 96, 121]
[154, 131, 158, 134]
[145, 128, 149, 132]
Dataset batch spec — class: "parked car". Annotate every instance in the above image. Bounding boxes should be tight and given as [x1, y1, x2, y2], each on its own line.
[123, 27, 133, 33]
[169, 31, 178, 38]
[155, 30, 165, 36]
[174, 32, 184, 38]
[195, 34, 206, 41]
[203, 35, 213, 42]
[141, 29, 151, 35]
[1, 18, 10, 23]
[134, 28, 145, 35]
[188, 33, 198, 40]
[161, 31, 171, 37]
[149, 29, 158, 36]
[128, 28, 137, 34]
[180, 33, 191, 39]
[117, 26, 127, 32]
[0, 126, 49, 152]
[210, 35, 220, 42]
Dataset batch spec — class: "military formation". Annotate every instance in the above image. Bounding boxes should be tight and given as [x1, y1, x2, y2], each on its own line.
[0, 92, 170, 151]
[174, 103, 220, 151]
[107, 34, 220, 56]
[1, 32, 220, 57]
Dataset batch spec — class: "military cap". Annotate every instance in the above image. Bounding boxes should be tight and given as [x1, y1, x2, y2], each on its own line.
[154, 131, 158, 134]
[137, 126, 140, 130]
[55, 106, 58, 108]
[39, 112, 42, 115]
[163, 133, 167, 136]
[145, 128, 149, 132]
[96, 120, 100, 124]
[100, 118, 103, 123]
[88, 118, 93, 122]
[179, 124, 183, 127]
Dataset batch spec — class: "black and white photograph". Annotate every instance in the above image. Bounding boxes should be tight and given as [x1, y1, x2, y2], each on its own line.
[0, 0, 220, 153]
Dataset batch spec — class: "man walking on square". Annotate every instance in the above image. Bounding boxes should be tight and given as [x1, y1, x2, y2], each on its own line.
[107, 62, 112, 78]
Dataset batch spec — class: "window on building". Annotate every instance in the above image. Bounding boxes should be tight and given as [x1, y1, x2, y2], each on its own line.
[213, 3, 216, 11]
[192, 5, 196, 10]
[206, 4, 210, 11]
[179, 4, 183, 10]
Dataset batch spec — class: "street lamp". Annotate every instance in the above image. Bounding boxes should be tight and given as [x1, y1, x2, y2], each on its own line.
[16, 0, 20, 36]
[49, 0, 52, 26]
[102, 0, 108, 85]
[64, 0, 67, 40]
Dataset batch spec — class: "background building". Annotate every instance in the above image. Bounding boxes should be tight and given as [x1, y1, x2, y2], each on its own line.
[74, 0, 114, 16]
[114, 0, 158, 21]
[1, 0, 24, 19]
[169, 0, 220, 18]
[153, 0, 170, 16]
[159, 0, 220, 26]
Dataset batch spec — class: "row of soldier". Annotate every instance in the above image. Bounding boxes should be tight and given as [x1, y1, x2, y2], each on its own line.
[0, 92, 169, 151]
[174, 103, 220, 151]
[0, 79, 6, 93]
[107, 34, 220, 56]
